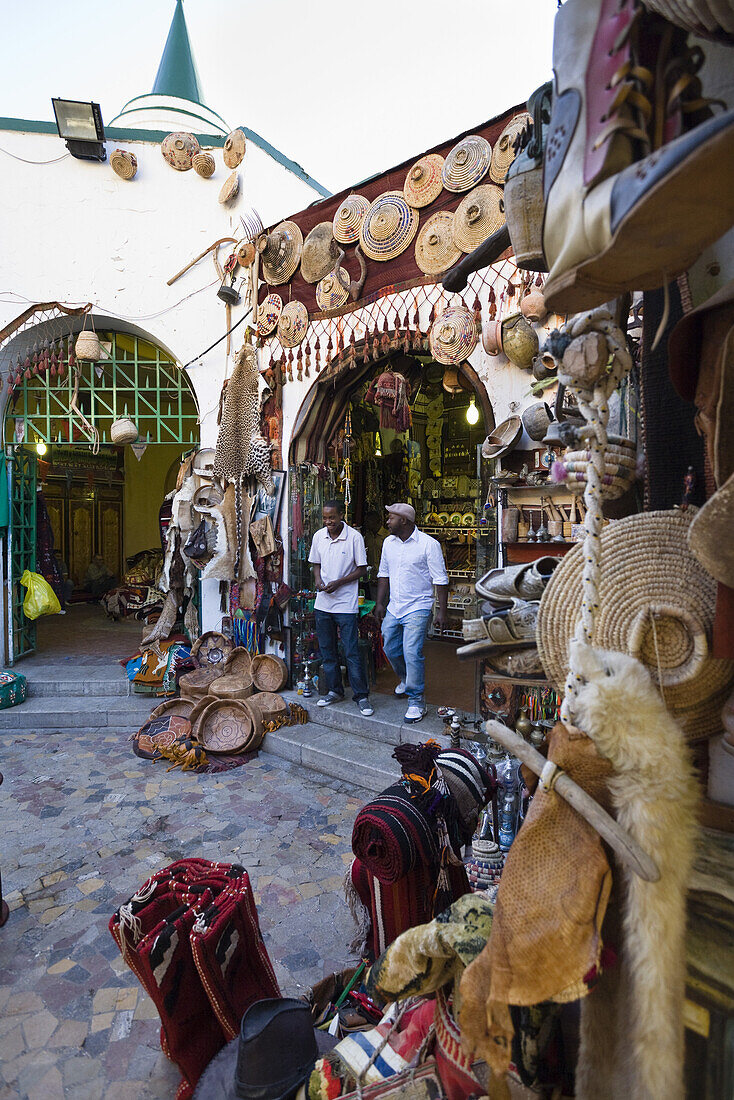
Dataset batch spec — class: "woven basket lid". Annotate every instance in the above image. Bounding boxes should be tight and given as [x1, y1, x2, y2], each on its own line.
[277, 301, 309, 347]
[453, 185, 506, 253]
[316, 270, 350, 312]
[223, 128, 246, 169]
[196, 699, 255, 754]
[481, 415, 522, 459]
[403, 153, 445, 208]
[442, 135, 492, 192]
[429, 305, 478, 365]
[359, 191, 419, 261]
[208, 673, 254, 700]
[257, 293, 283, 336]
[218, 171, 240, 204]
[259, 221, 303, 285]
[110, 149, 137, 180]
[537, 509, 734, 741]
[489, 113, 531, 184]
[301, 222, 340, 284]
[191, 631, 234, 667]
[415, 212, 461, 275]
[161, 132, 200, 171]
[192, 152, 216, 179]
[333, 194, 369, 244]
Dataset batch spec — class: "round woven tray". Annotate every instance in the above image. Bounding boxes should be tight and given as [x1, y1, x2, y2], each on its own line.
[257, 294, 282, 337]
[277, 301, 309, 348]
[442, 135, 492, 192]
[251, 654, 288, 692]
[191, 632, 234, 668]
[403, 153, 445, 208]
[247, 691, 288, 725]
[359, 191, 419, 262]
[415, 212, 461, 276]
[453, 184, 505, 252]
[536, 509, 734, 741]
[180, 665, 223, 701]
[224, 647, 253, 677]
[196, 699, 256, 754]
[209, 674, 254, 701]
[429, 305, 478, 365]
[333, 195, 370, 245]
[150, 697, 195, 721]
[489, 113, 531, 184]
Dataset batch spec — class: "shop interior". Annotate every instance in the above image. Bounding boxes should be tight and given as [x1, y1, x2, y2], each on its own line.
[288, 352, 494, 711]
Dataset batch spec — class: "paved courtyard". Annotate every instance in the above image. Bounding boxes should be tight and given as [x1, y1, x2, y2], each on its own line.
[0, 724, 366, 1099]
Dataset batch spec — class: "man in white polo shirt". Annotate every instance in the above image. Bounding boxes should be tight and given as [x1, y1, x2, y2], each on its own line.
[375, 503, 449, 723]
[308, 499, 373, 716]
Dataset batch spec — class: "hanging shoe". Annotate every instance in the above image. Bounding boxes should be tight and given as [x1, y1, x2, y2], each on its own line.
[475, 557, 561, 606]
[542, 0, 734, 314]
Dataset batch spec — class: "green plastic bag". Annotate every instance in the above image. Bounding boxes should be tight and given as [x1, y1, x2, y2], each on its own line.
[20, 570, 61, 620]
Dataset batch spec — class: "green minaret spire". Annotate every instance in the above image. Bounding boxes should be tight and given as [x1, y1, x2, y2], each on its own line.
[152, 0, 203, 105]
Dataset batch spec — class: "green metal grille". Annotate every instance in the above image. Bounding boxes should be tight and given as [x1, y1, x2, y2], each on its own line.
[6, 332, 199, 446]
[8, 447, 37, 661]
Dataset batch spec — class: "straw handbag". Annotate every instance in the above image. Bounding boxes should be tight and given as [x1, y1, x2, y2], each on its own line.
[110, 418, 139, 445]
[75, 315, 100, 362]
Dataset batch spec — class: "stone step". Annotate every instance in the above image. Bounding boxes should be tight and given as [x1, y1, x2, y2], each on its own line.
[27, 679, 133, 697]
[1, 695, 155, 730]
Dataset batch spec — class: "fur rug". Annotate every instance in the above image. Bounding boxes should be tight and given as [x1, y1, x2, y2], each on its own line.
[571, 640, 698, 1100]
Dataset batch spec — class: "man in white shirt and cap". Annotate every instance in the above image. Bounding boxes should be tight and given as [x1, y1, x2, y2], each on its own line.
[309, 499, 374, 716]
[375, 503, 449, 723]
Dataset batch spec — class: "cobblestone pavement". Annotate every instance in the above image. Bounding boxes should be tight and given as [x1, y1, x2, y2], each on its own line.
[0, 727, 365, 1099]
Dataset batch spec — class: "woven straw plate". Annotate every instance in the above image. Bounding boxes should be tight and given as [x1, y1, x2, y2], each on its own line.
[453, 185, 506, 253]
[301, 222, 340, 284]
[257, 293, 283, 336]
[403, 153, 445, 208]
[277, 301, 309, 348]
[489, 113, 531, 184]
[251, 654, 289, 692]
[415, 212, 461, 276]
[224, 647, 253, 677]
[218, 171, 240, 204]
[196, 699, 256, 754]
[223, 128, 246, 169]
[247, 691, 288, 724]
[209, 673, 254, 701]
[442, 135, 492, 192]
[359, 191, 419, 262]
[260, 221, 303, 285]
[110, 149, 137, 180]
[180, 665, 224, 701]
[429, 305, 478, 365]
[316, 270, 350, 312]
[537, 509, 734, 741]
[333, 195, 369, 245]
[191, 631, 234, 667]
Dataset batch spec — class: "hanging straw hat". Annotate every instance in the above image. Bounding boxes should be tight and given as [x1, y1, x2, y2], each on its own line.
[415, 212, 461, 275]
[316, 270, 350, 312]
[218, 171, 240, 204]
[453, 185, 506, 253]
[403, 153, 445, 208]
[223, 128, 247, 169]
[257, 293, 283, 336]
[481, 415, 522, 459]
[333, 195, 369, 245]
[429, 305, 478, 365]
[277, 301, 309, 347]
[359, 191, 419, 261]
[301, 222, 340, 284]
[259, 221, 303, 285]
[489, 113, 531, 184]
[193, 152, 216, 178]
[537, 509, 734, 741]
[110, 149, 137, 180]
[442, 135, 492, 192]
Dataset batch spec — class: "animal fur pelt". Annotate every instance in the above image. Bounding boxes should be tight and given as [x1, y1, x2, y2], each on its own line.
[214, 341, 275, 494]
[571, 640, 698, 1100]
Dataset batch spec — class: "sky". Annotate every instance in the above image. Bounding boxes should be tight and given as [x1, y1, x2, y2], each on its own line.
[0, 0, 556, 195]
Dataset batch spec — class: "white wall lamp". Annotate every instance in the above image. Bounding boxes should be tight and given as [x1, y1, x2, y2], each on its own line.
[465, 396, 480, 426]
[52, 99, 106, 162]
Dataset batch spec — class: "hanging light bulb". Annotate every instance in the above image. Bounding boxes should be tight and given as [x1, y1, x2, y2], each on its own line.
[36, 441, 47, 456]
[465, 396, 479, 425]
[374, 431, 382, 457]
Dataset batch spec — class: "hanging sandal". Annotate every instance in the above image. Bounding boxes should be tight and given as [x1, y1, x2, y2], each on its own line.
[476, 557, 561, 606]
[462, 599, 540, 650]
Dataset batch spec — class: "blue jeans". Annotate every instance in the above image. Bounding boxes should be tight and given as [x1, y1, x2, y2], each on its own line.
[381, 609, 432, 706]
[314, 610, 369, 702]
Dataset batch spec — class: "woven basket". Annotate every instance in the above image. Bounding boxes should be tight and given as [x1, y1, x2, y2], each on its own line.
[196, 699, 256, 754]
[208, 673, 254, 701]
[110, 417, 139, 445]
[241, 700, 265, 748]
[75, 329, 100, 362]
[191, 631, 234, 668]
[150, 697, 195, 721]
[224, 647, 253, 677]
[251, 654, 288, 692]
[180, 665, 223, 701]
[537, 509, 734, 741]
[247, 691, 288, 725]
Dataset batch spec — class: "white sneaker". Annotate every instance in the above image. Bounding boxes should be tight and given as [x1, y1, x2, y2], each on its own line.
[404, 704, 425, 723]
[358, 699, 374, 716]
[394, 681, 407, 696]
[317, 691, 343, 707]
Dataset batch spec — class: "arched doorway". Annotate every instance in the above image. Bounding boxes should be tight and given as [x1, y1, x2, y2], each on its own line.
[286, 338, 496, 710]
[4, 324, 199, 662]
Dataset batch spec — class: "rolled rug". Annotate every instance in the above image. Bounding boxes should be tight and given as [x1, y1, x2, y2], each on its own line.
[351, 784, 438, 884]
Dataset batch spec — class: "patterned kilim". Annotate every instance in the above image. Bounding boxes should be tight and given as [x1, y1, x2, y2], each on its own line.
[352, 784, 439, 884]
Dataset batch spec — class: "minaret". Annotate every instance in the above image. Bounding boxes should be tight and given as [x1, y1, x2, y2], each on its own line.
[108, 0, 228, 137]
